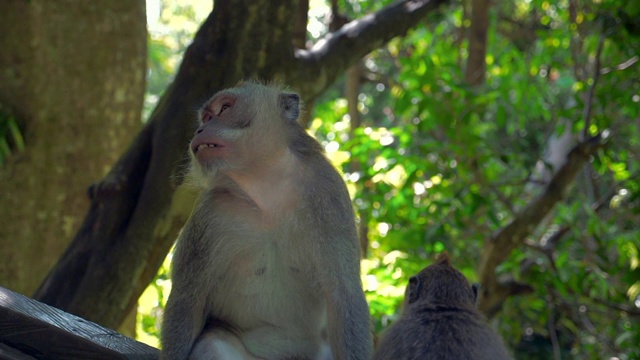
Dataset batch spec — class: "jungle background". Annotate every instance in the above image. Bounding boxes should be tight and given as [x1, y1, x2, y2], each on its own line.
[0, 0, 639, 359]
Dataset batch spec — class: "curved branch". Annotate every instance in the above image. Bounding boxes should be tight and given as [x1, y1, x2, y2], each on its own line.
[291, 0, 449, 98]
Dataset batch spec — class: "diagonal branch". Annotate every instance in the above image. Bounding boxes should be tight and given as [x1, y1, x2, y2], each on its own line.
[477, 133, 607, 317]
[291, 0, 448, 98]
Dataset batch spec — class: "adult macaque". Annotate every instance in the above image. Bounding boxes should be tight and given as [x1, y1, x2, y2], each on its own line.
[372, 253, 512, 360]
[161, 81, 372, 360]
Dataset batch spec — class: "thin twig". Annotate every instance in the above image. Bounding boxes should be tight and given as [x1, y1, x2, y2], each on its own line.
[582, 33, 605, 141]
[592, 170, 639, 212]
[547, 296, 562, 360]
[601, 55, 639, 74]
[568, 0, 584, 81]
[593, 298, 640, 318]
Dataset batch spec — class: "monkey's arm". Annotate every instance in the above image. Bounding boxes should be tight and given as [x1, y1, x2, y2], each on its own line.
[161, 294, 207, 360]
[325, 273, 372, 360]
[312, 185, 373, 359]
[160, 221, 209, 360]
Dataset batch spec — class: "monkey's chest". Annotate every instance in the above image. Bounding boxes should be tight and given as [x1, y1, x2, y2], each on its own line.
[207, 226, 320, 327]
[232, 242, 306, 295]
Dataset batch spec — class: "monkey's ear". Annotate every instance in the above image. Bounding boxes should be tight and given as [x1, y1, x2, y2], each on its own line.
[280, 93, 300, 122]
[407, 276, 421, 304]
[472, 283, 480, 304]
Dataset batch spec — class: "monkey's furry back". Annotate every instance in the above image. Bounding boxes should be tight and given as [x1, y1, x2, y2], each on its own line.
[374, 305, 512, 360]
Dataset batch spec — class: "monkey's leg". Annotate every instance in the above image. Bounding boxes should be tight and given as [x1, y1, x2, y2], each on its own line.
[189, 328, 265, 360]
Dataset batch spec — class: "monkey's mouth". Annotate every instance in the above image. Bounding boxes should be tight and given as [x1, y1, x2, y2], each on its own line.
[191, 139, 226, 155]
[193, 143, 225, 153]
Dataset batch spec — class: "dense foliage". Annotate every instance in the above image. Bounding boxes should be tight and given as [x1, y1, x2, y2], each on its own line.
[138, 1, 639, 358]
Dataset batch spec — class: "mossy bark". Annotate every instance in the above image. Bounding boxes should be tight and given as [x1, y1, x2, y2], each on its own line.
[0, 1, 146, 300]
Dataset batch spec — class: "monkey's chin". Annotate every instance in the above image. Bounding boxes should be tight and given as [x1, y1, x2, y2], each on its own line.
[197, 160, 226, 175]
[185, 160, 231, 189]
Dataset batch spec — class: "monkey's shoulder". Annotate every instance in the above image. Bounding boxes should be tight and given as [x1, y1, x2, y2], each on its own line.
[296, 154, 352, 204]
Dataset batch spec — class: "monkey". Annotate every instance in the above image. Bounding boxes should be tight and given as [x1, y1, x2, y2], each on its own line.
[372, 252, 512, 360]
[160, 81, 372, 360]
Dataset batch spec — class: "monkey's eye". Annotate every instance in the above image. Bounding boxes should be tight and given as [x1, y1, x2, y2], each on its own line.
[218, 103, 232, 115]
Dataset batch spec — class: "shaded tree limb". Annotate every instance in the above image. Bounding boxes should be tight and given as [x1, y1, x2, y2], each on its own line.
[593, 298, 640, 318]
[464, 0, 491, 85]
[292, 0, 309, 49]
[34, 0, 449, 328]
[477, 133, 608, 317]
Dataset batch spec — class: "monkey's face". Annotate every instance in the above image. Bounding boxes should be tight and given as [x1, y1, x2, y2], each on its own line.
[189, 82, 297, 182]
[191, 91, 248, 170]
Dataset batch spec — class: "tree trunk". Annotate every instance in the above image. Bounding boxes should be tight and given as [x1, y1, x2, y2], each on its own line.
[0, 1, 146, 297]
[33, 0, 449, 328]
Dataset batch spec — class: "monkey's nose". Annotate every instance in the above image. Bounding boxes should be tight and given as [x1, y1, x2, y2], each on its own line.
[195, 128, 204, 135]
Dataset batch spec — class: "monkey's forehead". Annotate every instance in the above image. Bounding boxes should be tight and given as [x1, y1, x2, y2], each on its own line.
[229, 81, 292, 96]
[211, 83, 271, 98]
[207, 86, 290, 109]
[209, 88, 242, 99]
[201, 89, 245, 110]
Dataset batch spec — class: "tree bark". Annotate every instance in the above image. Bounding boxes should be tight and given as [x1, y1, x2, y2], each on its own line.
[33, 0, 449, 328]
[0, 1, 146, 297]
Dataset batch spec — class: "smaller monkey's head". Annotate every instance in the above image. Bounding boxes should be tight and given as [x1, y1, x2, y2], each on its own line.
[403, 252, 479, 311]
[188, 81, 302, 186]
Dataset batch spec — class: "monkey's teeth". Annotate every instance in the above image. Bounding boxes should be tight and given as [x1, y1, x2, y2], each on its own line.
[196, 144, 219, 152]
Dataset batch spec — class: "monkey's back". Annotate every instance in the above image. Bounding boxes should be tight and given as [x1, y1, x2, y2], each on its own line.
[374, 305, 512, 360]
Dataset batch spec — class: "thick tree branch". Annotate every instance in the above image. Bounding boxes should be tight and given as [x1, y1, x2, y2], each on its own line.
[292, 0, 309, 49]
[477, 133, 607, 317]
[291, 0, 448, 98]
